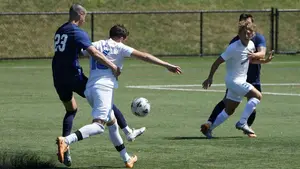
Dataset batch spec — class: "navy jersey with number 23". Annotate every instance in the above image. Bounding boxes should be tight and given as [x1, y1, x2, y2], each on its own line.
[52, 22, 92, 82]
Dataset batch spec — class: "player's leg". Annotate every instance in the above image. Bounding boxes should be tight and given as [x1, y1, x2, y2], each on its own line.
[56, 85, 112, 163]
[55, 83, 78, 137]
[208, 89, 228, 124]
[107, 111, 137, 168]
[200, 90, 227, 138]
[200, 99, 225, 138]
[113, 104, 146, 142]
[246, 84, 261, 126]
[56, 118, 106, 163]
[210, 92, 241, 131]
[76, 74, 146, 142]
[62, 97, 78, 136]
[207, 100, 225, 124]
[236, 83, 262, 134]
[240, 84, 261, 138]
[54, 83, 77, 166]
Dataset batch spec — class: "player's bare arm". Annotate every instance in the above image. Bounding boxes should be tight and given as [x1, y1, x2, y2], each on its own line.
[86, 46, 121, 77]
[250, 50, 274, 64]
[202, 56, 224, 89]
[131, 49, 182, 74]
[248, 46, 266, 60]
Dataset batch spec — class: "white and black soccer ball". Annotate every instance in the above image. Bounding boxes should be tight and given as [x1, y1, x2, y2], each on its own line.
[131, 97, 150, 117]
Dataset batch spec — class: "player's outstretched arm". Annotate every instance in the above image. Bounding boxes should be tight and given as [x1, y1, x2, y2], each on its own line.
[250, 50, 274, 64]
[202, 56, 224, 89]
[248, 46, 266, 60]
[131, 50, 182, 74]
[86, 46, 121, 77]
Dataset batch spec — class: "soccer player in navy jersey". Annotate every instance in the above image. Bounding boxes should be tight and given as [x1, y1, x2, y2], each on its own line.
[200, 13, 274, 139]
[52, 4, 145, 166]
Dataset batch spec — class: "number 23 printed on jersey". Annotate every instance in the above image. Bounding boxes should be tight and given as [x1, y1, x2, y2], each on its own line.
[54, 34, 68, 52]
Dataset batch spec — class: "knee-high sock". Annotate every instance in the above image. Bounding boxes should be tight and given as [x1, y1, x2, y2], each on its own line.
[62, 109, 77, 136]
[247, 109, 256, 126]
[65, 123, 104, 145]
[208, 100, 225, 124]
[239, 98, 260, 124]
[113, 105, 133, 135]
[108, 122, 131, 162]
[210, 109, 229, 130]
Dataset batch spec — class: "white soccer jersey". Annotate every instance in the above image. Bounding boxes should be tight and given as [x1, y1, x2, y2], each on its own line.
[221, 40, 255, 83]
[84, 38, 134, 89]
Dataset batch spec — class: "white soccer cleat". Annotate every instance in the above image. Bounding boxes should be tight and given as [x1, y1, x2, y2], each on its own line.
[126, 127, 146, 142]
[235, 121, 255, 134]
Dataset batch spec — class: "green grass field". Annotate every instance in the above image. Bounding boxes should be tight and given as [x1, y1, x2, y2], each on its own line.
[0, 55, 300, 169]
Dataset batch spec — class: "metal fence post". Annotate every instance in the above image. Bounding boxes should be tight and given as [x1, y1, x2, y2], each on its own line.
[200, 12, 203, 57]
[270, 7, 274, 51]
[275, 8, 279, 53]
[91, 12, 94, 42]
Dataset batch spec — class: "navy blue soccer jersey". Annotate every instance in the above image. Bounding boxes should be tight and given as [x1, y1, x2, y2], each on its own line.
[52, 22, 92, 82]
[229, 33, 266, 84]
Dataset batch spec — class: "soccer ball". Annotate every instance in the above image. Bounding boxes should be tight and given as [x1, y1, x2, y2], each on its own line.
[131, 97, 150, 117]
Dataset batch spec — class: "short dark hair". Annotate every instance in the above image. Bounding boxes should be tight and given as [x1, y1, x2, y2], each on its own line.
[69, 4, 86, 20]
[109, 24, 129, 39]
[239, 13, 254, 22]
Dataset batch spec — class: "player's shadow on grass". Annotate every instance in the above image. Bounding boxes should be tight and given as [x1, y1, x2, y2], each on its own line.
[53, 166, 124, 169]
[165, 136, 244, 140]
[0, 150, 124, 169]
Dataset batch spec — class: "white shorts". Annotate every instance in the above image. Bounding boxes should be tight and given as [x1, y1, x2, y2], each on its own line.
[84, 85, 114, 122]
[226, 81, 253, 102]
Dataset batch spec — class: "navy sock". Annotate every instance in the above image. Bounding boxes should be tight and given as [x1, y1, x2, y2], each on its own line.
[247, 110, 256, 126]
[208, 100, 225, 124]
[113, 104, 127, 129]
[62, 109, 77, 137]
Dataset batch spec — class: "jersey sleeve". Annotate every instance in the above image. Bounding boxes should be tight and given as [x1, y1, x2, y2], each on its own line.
[121, 44, 134, 57]
[75, 30, 92, 50]
[229, 35, 239, 45]
[221, 44, 233, 61]
[255, 34, 266, 48]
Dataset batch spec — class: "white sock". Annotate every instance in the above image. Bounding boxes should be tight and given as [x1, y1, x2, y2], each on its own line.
[239, 98, 260, 124]
[210, 109, 229, 130]
[122, 126, 133, 135]
[206, 121, 212, 125]
[108, 122, 131, 162]
[120, 149, 131, 162]
[65, 133, 77, 145]
[65, 123, 105, 145]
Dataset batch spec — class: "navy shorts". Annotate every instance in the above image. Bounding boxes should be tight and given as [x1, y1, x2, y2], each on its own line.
[54, 74, 88, 102]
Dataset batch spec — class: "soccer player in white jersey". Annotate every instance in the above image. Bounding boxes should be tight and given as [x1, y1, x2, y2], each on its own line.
[56, 24, 182, 168]
[202, 21, 262, 135]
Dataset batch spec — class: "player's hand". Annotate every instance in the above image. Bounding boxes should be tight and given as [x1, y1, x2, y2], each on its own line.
[112, 66, 121, 78]
[166, 64, 182, 74]
[202, 78, 212, 89]
[265, 50, 275, 63]
[247, 51, 258, 59]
